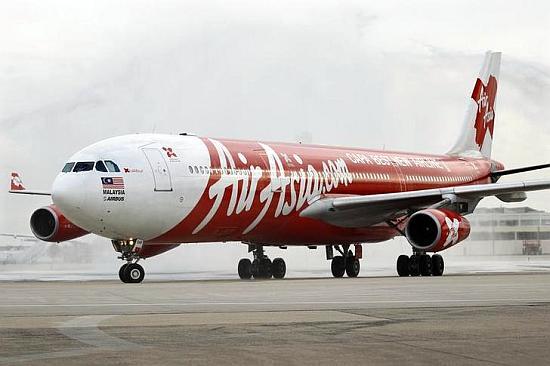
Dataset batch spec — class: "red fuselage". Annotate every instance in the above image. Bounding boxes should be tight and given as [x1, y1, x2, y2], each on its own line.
[150, 137, 502, 246]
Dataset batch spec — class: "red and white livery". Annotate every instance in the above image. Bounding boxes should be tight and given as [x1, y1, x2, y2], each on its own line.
[10, 52, 550, 282]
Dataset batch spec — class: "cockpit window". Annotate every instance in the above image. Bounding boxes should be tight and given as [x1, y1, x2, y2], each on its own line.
[62, 162, 75, 173]
[104, 160, 120, 172]
[95, 161, 108, 172]
[73, 162, 94, 172]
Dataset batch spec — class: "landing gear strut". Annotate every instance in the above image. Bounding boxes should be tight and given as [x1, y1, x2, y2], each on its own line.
[113, 239, 145, 283]
[238, 245, 286, 280]
[396, 252, 444, 277]
[327, 244, 361, 278]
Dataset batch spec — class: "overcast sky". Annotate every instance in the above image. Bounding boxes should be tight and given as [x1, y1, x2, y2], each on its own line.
[1, 0, 549, 240]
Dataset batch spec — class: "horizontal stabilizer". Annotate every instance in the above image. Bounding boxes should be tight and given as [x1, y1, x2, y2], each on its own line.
[491, 163, 550, 180]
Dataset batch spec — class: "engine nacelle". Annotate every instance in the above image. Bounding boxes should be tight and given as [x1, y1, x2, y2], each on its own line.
[30, 205, 89, 242]
[405, 209, 470, 252]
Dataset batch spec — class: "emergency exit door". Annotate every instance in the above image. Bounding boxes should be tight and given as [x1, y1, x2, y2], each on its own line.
[142, 148, 173, 191]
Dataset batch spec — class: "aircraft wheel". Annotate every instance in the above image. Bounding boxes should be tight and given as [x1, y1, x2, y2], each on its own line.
[331, 256, 345, 278]
[431, 254, 444, 276]
[272, 258, 286, 279]
[119, 263, 130, 283]
[260, 258, 273, 279]
[124, 263, 145, 283]
[238, 258, 252, 279]
[251, 259, 260, 278]
[409, 255, 420, 277]
[252, 258, 272, 279]
[419, 254, 432, 276]
[396, 255, 410, 277]
[345, 257, 360, 278]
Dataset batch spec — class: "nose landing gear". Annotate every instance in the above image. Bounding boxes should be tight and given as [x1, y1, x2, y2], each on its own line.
[119, 262, 145, 283]
[113, 239, 145, 283]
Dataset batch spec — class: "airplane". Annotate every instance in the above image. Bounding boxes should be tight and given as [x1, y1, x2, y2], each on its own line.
[9, 51, 550, 283]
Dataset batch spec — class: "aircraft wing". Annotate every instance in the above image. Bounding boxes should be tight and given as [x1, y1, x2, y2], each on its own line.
[299, 180, 550, 228]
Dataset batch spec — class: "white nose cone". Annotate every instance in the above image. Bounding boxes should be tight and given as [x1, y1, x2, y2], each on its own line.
[51, 173, 85, 219]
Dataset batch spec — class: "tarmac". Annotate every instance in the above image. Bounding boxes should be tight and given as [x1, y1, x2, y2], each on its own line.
[1, 273, 550, 365]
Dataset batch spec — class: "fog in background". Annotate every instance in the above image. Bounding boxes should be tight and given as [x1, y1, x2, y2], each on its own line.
[1, 1, 549, 274]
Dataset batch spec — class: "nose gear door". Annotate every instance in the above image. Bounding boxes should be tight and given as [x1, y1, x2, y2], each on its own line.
[142, 148, 173, 191]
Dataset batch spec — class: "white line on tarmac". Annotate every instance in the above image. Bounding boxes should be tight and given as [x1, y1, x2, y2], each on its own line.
[1, 298, 549, 307]
[58, 315, 139, 348]
[0, 316, 139, 364]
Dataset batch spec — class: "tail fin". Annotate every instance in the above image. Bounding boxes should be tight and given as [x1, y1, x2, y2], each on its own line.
[10, 172, 25, 191]
[9, 172, 50, 195]
[448, 51, 501, 158]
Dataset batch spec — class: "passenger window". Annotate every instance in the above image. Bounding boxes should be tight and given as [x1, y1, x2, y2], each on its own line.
[188, 166, 193, 174]
[62, 162, 75, 173]
[104, 160, 120, 172]
[73, 162, 94, 172]
[95, 161, 108, 172]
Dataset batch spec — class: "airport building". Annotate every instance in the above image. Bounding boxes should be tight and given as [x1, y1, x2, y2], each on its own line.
[452, 207, 550, 256]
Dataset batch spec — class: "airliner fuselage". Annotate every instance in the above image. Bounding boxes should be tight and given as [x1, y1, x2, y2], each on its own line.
[51, 134, 500, 247]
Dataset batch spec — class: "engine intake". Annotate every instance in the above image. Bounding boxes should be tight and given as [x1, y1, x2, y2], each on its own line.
[405, 208, 470, 252]
[30, 205, 88, 242]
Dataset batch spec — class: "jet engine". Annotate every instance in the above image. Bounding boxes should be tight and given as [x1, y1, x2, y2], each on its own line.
[405, 208, 470, 252]
[30, 205, 89, 242]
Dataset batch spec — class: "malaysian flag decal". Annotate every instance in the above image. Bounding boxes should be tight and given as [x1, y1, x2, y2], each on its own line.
[101, 177, 125, 189]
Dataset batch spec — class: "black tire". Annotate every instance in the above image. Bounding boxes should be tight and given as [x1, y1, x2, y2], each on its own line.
[345, 258, 360, 278]
[124, 263, 145, 283]
[409, 255, 420, 277]
[431, 254, 444, 276]
[238, 258, 252, 279]
[419, 254, 432, 276]
[252, 258, 272, 279]
[118, 263, 130, 283]
[261, 258, 273, 279]
[396, 255, 410, 277]
[251, 259, 260, 278]
[331, 256, 345, 278]
[272, 258, 286, 279]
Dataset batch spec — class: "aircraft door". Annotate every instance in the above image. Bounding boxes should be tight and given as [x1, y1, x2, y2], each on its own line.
[391, 164, 407, 192]
[142, 148, 173, 191]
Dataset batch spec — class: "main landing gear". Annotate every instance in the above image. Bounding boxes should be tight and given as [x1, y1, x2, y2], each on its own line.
[238, 245, 286, 280]
[113, 240, 145, 283]
[327, 244, 361, 278]
[396, 252, 444, 277]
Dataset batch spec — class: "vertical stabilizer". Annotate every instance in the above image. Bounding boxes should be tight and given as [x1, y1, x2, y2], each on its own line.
[448, 51, 501, 158]
[10, 172, 25, 191]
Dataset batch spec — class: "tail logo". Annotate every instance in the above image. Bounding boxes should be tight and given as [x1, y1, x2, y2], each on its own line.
[10, 173, 25, 191]
[472, 76, 497, 149]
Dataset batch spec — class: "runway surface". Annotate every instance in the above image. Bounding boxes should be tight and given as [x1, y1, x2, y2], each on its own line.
[1, 273, 550, 365]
